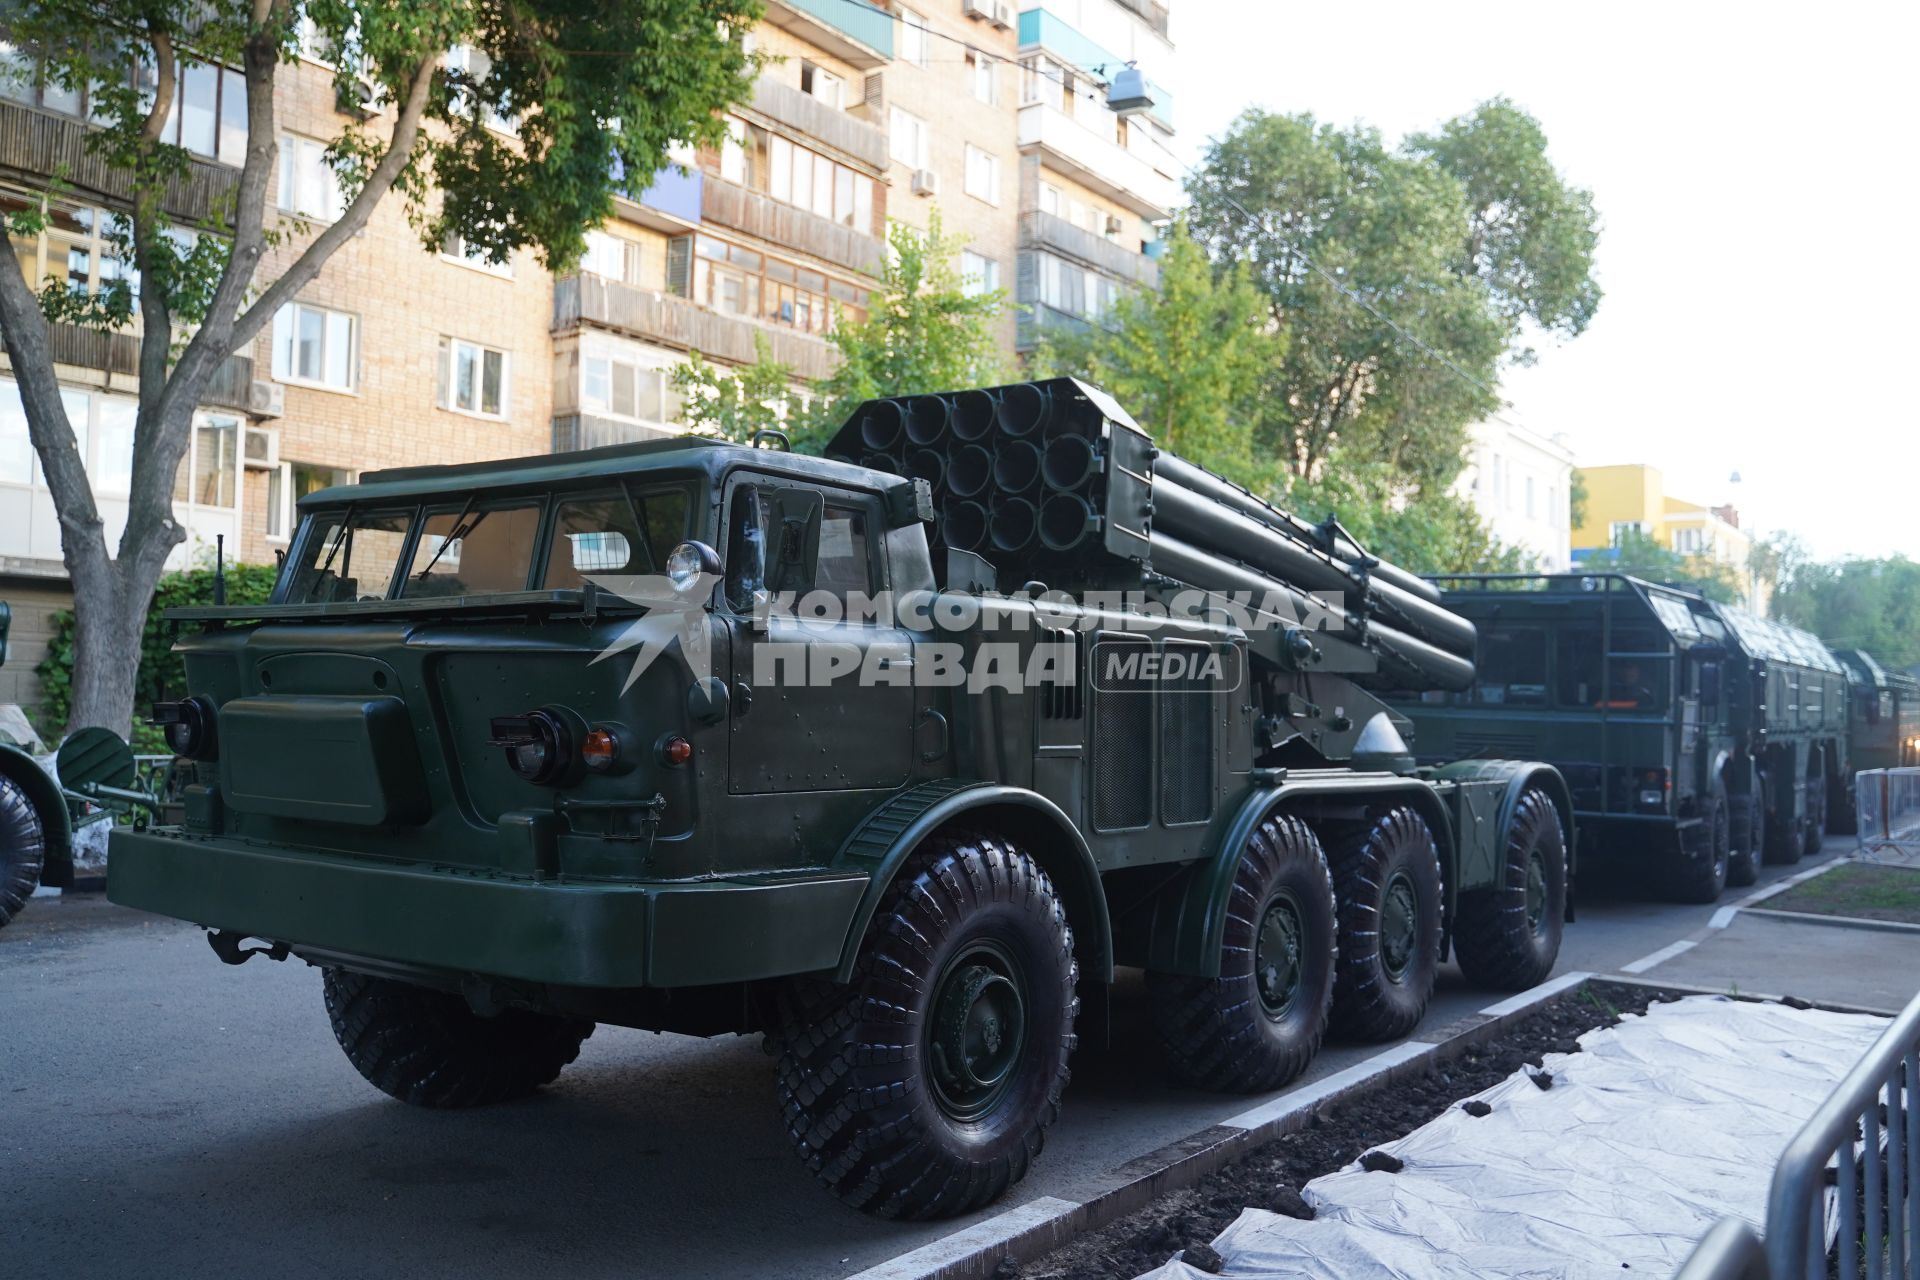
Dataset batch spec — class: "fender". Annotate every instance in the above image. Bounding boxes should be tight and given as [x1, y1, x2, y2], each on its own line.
[1708, 746, 1735, 795]
[830, 778, 1113, 984]
[0, 741, 75, 888]
[1431, 758, 1576, 903]
[1137, 770, 1457, 980]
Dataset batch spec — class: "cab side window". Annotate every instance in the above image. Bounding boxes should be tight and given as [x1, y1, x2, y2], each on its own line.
[816, 505, 875, 605]
[723, 482, 878, 616]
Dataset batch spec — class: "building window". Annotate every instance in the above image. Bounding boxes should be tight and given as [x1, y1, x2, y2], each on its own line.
[1021, 56, 1064, 108]
[2, 44, 246, 166]
[1030, 251, 1127, 328]
[278, 135, 346, 221]
[183, 414, 240, 509]
[1038, 182, 1062, 217]
[578, 337, 684, 431]
[763, 129, 874, 231]
[800, 61, 843, 108]
[268, 460, 352, 543]
[581, 229, 644, 285]
[889, 106, 929, 170]
[968, 52, 997, 105]
[899, 11, 929, 66]
[445, 45, 516, 134]
[440, 232, 512, 277]
[960, 250, 999, 297]
[675, 233, 869, 335]
[1609, 520, 1648, 547]
[438, 337, 509, 418]
[0, 378, 144, 494]
[963, 144, 1000, 205]
[271, 301, 358, 392]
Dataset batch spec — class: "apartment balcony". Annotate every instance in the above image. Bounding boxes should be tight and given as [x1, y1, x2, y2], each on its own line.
[46, 323, 255, 413]
[701, 176, 886, 280]
[1111, 0, 1172, 40]
[763, 0, 893, 69]
[552, 413, 682, 453]
[1015, 301, 1099, 354]
[748, 77, 889, 173]
[1017, 103, 1180, 220]
[0, 101, 236, 224]
[553, 273, 837, 382]
[1020, 210, 1160, 289]
[1018, 8, 1174, 128]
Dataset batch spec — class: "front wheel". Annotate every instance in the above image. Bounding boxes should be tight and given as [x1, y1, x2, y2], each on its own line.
[1667, 789, 1730, 904]
[771, 832, 1077, 1220]
[323, 969, 593, 1108]
[1147, 813, 1337, 1093]
[0, 772, 48, 929]
[1727, 791, 1762, 888]
[1453, 787, 1567, 992]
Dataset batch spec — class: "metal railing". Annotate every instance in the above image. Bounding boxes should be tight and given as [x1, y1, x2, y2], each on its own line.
[1674, 989, 1920, 1278]
[1858, 768, 1920, 859]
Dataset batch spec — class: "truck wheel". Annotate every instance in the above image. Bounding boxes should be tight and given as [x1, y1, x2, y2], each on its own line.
[322, 968, 593, 1108]
[1668, 790, 1730, 904]
[1147, 813, 1336, 1093]
[1727, 792, 1761, 888]
[1453, 787, 1566, 992]
[1803, 779, 1825, 857]
[771, 832, 1077, 1220]
[1763, 781, 1805, 865]
[0, 772, 47, 928]
[1326, 807, 1443, 1042]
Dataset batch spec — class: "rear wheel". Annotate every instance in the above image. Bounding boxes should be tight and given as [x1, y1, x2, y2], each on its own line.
[1454, 787, 1567, 992]
[1727, 790, 1761, 888]
[1803, 773, 1826, 856]
[771, 832, 1077, 1220]
[0, 772, 47, 929]
[1762, 772, 1806, 865]
[322, 969, 593, 1108]
[1668, 788, 1730, 904]
[1148, 813, 1337, 1093]
[1326, 807, 1443, 1042]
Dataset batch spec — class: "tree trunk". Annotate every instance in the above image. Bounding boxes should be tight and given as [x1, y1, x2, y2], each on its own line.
[65, 561, 149, 733]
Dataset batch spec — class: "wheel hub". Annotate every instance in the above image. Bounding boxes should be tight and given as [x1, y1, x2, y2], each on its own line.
[928, 945, 1026, 1122]
[1380, 872, 1419, 982]
[1255, 895, 1304, 1018]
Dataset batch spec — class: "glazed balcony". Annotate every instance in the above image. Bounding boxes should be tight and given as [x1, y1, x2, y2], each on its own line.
[1020, 210, 1160, 289]
[0, 101, 236, 224]
[747, 77, 889, 173]
[700, 175, 886, 280]
[762, 0, 893, 69]
[552, 272, 837, 383]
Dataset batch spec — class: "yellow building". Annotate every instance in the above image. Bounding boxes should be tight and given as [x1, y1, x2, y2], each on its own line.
[1570, 463, 1764, 612]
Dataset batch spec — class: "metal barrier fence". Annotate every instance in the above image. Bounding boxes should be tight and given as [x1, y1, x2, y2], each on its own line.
[1674, 989, 1920, 1279]
[1858, 767, 1920, 859]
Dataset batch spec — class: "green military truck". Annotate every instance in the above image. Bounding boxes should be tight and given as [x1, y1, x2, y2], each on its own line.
[109, 379, 1574, 1219]
[1399, 573, 1847, 903]
[1832, 648, 1920, 831]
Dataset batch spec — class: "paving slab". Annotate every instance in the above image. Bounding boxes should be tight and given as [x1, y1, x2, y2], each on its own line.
[1629, 908, 1920, 1012]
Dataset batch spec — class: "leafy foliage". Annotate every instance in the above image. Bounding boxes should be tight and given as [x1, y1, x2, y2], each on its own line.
[1590, 529, 1743, 603]
[1034, 217, 1278, 487]
[672, 334, 797, 444]
[35, 564, 279, 748]
[1770, 547, 1920, 670]
[1287, 459, 1539, 575]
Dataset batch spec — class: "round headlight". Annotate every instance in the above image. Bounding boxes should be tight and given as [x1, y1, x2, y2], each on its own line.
[153, 696, 219, 761]
[665, 540, 721, 592]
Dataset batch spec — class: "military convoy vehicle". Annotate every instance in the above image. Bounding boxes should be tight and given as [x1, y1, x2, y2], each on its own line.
[107, 378, 1574, 1219]
[1833, 648, 1920, 831]
[1399, 573, 1848, 903]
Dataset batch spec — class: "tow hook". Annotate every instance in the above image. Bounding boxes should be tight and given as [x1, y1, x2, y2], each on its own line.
[207, 930, 290, 965]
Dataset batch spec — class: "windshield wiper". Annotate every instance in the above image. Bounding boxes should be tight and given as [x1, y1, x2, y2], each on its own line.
[416, 494, 479, 581]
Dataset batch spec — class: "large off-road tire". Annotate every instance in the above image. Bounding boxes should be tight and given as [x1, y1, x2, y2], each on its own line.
[1668, 787, 1730, 904]
[1453, 787, 1567, 992]
[1147, 813, 1337, 1093]
[1727, 790, 1762, 888]
[322, 968, 594, 1108]
[1829, 774, 1859, 836]
[1803, 774, 1826, 857]
[0, 772, 48, 928]
[1763, 776, 1805, 866]
[1326, 806, 1443, 1042]
[771, 832, 1077, 1220]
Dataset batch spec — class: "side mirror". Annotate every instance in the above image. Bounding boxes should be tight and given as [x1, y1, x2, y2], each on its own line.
[765, 488, 823, 598]
[0, 599, 9, 668]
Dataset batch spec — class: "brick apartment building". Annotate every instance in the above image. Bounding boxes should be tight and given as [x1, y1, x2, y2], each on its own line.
[0, 0, 1178, 715]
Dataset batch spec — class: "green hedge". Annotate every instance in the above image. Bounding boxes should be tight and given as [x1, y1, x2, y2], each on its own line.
[36, 564, 279, 749]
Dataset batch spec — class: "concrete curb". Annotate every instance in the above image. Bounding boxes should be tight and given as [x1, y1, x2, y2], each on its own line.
[1603, 972, 1903, 1019]
[843, 970, 1596, 1280]
[1730, 906, 1920, 936]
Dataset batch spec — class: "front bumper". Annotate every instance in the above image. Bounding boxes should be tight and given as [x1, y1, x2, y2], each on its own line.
[107, 829, 867, 990]
[1573, 811, 1696, 863]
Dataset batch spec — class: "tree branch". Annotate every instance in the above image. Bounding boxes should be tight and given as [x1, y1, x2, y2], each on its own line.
[140, 24, 177, 143]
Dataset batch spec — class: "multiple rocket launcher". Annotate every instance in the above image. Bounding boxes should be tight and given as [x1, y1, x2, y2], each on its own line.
[825, 377, 1478, 694]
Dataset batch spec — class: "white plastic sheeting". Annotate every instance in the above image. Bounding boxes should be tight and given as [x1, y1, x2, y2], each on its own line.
[1141, 996, 1889, 1280]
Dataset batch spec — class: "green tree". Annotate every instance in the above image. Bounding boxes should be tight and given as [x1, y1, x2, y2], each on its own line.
[1599, 529, 1742, 603]
[1772, 552, 1920, 670]
[0, 0, 760, 735]
[1568, 467, 1590, 530]
[1034, 216, 1278, 486]
[1286, 459, 1538, 576]
[672, 335, 796, 444]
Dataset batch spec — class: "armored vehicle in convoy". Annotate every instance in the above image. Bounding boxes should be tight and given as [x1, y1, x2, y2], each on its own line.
[1400, 573, 1847, 903]
[1833, 648, 1920, 830]
[109, 379, 1573, 1218]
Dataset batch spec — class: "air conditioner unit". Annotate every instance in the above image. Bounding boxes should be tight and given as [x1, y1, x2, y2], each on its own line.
[962, 0, 992, 20]
[242, 425, 279, 469]
[340, 71, 387, 119]
[854, 72, 885, 124]
[1104, 214, 1124, 236]
[248, 380, 285, 420]
[992, 2, 1015, 29]
[911, 169, 940, 197]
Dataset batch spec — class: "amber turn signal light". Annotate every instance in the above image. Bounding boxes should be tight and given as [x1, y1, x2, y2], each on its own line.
[659, 735, 693, 767]
[581, 727, 621, 772]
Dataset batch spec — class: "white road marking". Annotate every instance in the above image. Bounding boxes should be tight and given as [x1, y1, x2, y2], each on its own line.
[1620, 938, 1698, 974]
[842, 1196, 1082, 1280]
[1708, 906, 1739, 930]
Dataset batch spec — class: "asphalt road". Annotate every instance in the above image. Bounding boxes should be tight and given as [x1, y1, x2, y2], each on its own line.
[1, 849, 1843, 1280]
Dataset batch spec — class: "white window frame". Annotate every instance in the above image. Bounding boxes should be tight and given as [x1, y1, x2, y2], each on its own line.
[969, 52, 996, 105]
[800, 61, 843, 109]
[889, 106, 929, 170]
[445, 44, 517, 135]
[960, 250, 999, 297]
[270, 301, 360, 393]
[577, 335, 684, 432]
[440, 232, 512, 277]
[963, 143, 1000, 206]
[440, 337, 511, 419]
[277, 134, 346, 221]
[899, 10, 929, 66]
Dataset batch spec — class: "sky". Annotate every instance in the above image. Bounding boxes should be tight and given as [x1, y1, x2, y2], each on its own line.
[1165, 0, 1920, 560]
